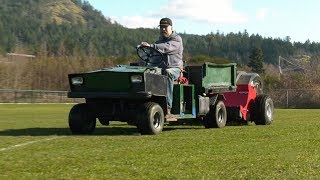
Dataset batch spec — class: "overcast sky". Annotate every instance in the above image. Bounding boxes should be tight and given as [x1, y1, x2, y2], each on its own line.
[86, 0, 320, 43]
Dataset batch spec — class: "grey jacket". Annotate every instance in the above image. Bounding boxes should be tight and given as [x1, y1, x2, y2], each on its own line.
[151, 32, 183, 68]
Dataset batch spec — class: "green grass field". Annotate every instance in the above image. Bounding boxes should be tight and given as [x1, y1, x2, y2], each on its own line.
[0, 104, 320, 179]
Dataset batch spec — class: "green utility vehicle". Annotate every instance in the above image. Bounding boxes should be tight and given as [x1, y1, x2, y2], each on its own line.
[68, 46, 273, 135]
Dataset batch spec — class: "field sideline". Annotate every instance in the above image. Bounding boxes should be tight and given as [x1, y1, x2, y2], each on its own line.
[0, 104, 320, 179]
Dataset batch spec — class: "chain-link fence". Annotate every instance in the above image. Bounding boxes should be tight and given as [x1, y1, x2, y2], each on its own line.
[0, 89, 83, 103]
[265, 89, 320, 108]
[0, 89, 319, 108]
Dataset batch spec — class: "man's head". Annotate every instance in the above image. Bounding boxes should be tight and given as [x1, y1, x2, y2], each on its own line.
[159, 18, 173, 38]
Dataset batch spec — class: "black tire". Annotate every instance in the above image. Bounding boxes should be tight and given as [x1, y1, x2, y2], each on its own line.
[252, 94, 274, 125]
[136, 102, 164, 135]
[69, 103, 96, 134]
[203, 101, 227, 128]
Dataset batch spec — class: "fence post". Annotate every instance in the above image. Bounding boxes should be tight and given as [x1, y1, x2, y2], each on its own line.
[31, 90, 34, 103]
[286, 90, 289, 108]
[14, 91, 17, 103]
[60, 92, 63, 103]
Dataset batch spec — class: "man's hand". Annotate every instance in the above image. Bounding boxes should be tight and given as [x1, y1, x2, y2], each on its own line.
[140, 42, 150, 47]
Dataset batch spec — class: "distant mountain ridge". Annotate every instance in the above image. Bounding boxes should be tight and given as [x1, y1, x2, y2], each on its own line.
[0, 0, 123, 56]
[0, 0, 112, 25]
[43, 0, 87, 25]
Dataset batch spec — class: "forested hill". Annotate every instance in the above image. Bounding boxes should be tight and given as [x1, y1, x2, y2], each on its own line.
[1, 0, 320, 65]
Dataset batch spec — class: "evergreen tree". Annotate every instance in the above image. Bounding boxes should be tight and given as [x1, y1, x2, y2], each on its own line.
[248, 47, 264, 73]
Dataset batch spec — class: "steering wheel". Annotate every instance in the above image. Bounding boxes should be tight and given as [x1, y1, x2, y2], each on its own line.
[136, 46, 164, 66]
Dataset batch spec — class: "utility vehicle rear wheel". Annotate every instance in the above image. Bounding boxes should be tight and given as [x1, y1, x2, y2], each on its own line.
[136, 102, 164, 135]
[203, 101, 227, 128]
[252, 94, 274, 125]
[69, 103, 96, 134]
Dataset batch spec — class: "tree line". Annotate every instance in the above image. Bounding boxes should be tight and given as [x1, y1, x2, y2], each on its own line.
[1, 0, 320, 65]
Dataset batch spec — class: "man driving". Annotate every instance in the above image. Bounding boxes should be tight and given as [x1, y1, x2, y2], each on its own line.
[140, 17, 183, 114]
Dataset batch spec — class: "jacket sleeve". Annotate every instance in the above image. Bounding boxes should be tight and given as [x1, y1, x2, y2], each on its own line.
[152, 36, 182, 55]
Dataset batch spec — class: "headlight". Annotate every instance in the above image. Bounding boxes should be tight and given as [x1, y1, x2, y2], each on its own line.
[71, 77, 83, 85]
[131, 75, 143, 83]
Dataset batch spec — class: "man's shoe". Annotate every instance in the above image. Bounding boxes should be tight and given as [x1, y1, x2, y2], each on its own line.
[166, 108, 177, 121]
[167, 108, 171, 115]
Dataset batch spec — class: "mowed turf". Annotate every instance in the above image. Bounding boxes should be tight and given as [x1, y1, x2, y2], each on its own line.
[0, 104, 320, 179]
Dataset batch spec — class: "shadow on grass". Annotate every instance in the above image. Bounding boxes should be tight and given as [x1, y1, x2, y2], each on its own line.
[0, 126, 140, 136]
[0, 125, 204, 136]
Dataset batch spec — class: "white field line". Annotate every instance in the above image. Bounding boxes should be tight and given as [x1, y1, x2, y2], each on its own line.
[0, 136, 64, 152]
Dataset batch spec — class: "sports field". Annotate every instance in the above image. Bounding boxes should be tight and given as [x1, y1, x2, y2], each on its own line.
[0, 104, 319, 179]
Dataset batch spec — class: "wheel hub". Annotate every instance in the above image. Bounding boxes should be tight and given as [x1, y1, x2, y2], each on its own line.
[266, 103, 272, 119]
[218, 109, 224, 123]
[153, 112, 161, 129]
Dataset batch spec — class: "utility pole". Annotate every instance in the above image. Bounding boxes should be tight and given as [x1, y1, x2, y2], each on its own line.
[278, 56, 282, 80]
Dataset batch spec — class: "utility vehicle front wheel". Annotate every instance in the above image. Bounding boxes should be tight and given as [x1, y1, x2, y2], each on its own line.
[69, 103, 96, 134]
[136, 102, 164, 135]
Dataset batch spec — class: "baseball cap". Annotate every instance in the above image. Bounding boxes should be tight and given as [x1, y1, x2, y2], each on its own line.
[159, 18, 172, 26]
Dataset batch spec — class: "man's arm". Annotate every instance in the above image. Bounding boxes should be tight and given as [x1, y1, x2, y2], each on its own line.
[152, 36, 182, 55]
